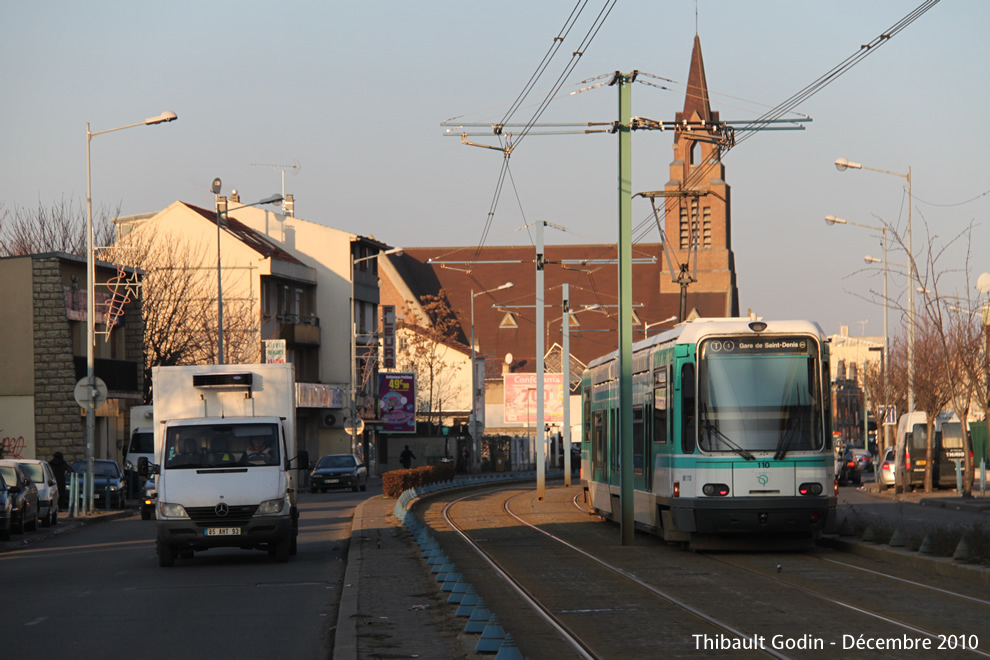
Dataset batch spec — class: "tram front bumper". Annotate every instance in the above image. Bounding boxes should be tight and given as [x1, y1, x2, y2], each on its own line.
[671, 496, 836, 535]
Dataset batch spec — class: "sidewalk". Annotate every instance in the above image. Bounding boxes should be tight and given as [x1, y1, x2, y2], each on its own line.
[334, 491, 473, 660]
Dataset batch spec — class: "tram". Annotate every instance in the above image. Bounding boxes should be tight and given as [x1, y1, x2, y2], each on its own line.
[580, 318, 837, 549]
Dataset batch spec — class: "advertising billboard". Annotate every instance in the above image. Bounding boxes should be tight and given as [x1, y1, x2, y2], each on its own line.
[503, 373, 564, 425]
[379, 372, 416, 434]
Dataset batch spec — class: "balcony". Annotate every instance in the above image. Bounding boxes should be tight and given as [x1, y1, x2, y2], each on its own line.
[278, 314, 321, 346]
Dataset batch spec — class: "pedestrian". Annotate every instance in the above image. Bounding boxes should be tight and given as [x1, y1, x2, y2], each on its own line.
[460, 446, 471, 474]
[400, 445, 416, 470]
[50, 451, 73, 507]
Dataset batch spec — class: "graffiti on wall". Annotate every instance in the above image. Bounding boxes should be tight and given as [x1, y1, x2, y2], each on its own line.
[1, 435, 27, 459]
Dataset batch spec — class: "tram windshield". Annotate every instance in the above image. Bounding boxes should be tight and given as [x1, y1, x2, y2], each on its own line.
[698, 336, 823, 457]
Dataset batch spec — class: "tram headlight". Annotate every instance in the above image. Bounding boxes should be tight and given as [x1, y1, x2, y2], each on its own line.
[798, 482, 823, 496]
[702, 483, 730, 497]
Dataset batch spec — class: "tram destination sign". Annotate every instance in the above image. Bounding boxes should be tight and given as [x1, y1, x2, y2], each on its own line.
[704, 336, 811, 356]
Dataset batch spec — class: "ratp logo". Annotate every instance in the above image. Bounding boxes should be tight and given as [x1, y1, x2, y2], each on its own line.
[757, 473, 769, 486]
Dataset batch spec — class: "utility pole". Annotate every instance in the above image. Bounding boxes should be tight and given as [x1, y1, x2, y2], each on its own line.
[612, 71, 635, 546]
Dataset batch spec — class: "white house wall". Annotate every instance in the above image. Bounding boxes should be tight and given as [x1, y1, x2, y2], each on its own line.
[228, 206, 353, 389]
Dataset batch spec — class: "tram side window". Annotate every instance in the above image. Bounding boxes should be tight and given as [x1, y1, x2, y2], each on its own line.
[681, 363, 696, 455]
[592, 410, 604, 470]
[633, 406, 644, 475]
[583, 386, 591, 445]
[653, 368, 668, 444]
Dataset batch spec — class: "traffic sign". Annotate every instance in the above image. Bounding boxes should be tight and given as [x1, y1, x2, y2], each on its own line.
[74, 377, 108, 409]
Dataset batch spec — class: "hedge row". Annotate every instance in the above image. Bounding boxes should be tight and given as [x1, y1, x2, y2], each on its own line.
[382, 462, 456, 498]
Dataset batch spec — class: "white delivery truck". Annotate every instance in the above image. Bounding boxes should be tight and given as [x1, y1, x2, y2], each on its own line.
[151, 363, 307, 567]
[124, 405, 154, 491]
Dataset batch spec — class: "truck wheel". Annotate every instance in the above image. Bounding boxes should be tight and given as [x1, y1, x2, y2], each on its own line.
[157, 541, 175, 567]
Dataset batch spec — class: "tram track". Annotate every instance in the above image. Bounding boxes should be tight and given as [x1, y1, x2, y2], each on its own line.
[420, 483, 990, 659]
[438, 486, 791, 659]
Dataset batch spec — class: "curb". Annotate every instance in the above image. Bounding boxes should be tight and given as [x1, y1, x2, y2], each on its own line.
[332, 496, 368, 660]
[0, 507, 135, 554]
[820, 534, 990, 588]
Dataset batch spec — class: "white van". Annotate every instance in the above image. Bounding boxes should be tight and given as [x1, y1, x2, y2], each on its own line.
[893, 411, 965, 490]
[124, 405, 155, 489]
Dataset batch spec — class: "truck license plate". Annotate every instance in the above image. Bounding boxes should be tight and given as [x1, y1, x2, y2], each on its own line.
[205, 527, 241, 536]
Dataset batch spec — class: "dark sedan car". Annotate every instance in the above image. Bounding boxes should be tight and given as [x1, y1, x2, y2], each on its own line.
[835, 448, 862, 486]
[0, 461, 40, 533]
[0, 473, 13, 541]
[309, 454, 368, 493]
[69, 459, 126, 509]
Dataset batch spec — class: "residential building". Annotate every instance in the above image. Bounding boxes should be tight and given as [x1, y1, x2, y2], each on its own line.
[0, 252, 144, 462]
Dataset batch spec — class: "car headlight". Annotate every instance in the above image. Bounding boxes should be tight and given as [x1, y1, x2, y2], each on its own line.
[256, 498, 285, 516]
[158, 501, 189, 518]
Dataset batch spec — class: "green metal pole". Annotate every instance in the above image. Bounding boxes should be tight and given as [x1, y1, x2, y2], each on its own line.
[617, 72, 634, 546]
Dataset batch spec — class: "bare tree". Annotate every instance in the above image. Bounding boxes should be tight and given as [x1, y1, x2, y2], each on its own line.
[103, 225, 260, 401]
[396, 290, 466, 432]
[0, 197, 117, 257]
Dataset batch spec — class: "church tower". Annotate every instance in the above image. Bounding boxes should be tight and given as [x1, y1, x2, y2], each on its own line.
[660, 34, 739, 318]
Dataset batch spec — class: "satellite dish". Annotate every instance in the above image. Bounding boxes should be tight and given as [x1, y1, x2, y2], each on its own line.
[504, 353, 513, 365]
[978, 272, 990, 295]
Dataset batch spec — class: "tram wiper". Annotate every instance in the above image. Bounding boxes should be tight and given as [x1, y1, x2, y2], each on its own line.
[774, 387, 804, 461]
[701, 403, 754, 460]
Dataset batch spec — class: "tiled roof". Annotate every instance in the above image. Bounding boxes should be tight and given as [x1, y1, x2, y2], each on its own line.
[182, 203, 306, 266]
[381, 243, 731, 373]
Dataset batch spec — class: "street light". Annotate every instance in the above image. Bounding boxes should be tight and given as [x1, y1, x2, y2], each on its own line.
[471, 282, 514, 472]
[351, 246, 404, 460]
[643, 315, 678, 338]
[84, 111, 177, 513]
[826, 215, 890, 439]
[836, 157, 914, 414]
[210, 179, 283, 365]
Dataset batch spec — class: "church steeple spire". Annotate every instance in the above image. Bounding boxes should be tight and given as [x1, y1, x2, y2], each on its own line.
[675, 34, 718, 142]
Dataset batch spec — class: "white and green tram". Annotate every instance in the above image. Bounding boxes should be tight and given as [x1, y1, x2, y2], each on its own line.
[580, 318, 837, 548]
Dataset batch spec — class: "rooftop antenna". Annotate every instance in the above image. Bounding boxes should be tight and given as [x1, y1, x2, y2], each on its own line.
[251, 159, 301, 213]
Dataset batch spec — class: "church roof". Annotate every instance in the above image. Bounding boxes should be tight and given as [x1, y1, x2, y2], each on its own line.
[675, 34, 719, 142]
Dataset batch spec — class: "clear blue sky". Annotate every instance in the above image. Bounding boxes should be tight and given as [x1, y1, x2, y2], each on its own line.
[2, 1, 987, 340]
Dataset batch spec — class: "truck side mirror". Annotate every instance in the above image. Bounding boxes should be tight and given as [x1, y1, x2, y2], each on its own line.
[138, 457, 149, 477]
[148, 463, 160, 476]
[295, 450, 310, 471]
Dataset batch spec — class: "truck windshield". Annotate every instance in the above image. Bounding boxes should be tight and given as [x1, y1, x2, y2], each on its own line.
[129, 431, 154, 454]
[164, 423, 281, 469]
[698, 336, 823, 456]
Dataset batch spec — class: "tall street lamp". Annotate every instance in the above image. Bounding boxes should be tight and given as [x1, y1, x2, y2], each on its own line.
[835, 157, 914, 413]
[642, 315, 678, 338]
[471, 282, 513, 472]
[84, 111, 177, 513]
[209, 178, 282, 364]
[825, 214, 890, 447]
[351, 246, 404, 460]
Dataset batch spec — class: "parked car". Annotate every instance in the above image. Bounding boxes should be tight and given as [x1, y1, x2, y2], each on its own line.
[140, 475, 157, 520]
[309, 454, 368, 493]
[69, 459, 127, 509]
[0, 460, 40, 533]
[834, 448, 861, 486]
[0, 472, 13, 541]
[14, 459, 59, 527]
[877, 447, 895, 491]
[850, 447, 873, 473]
